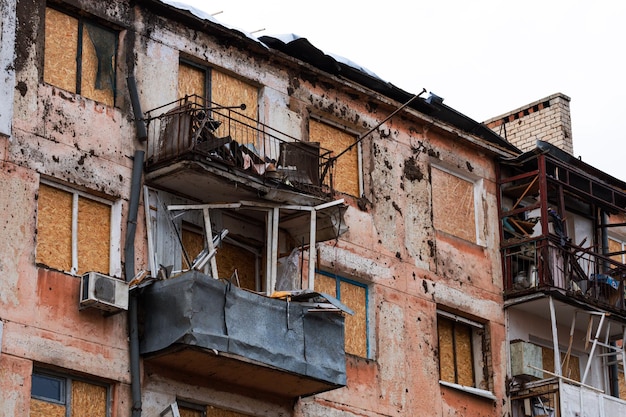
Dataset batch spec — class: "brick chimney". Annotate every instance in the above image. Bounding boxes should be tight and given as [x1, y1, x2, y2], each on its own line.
[484, 93, 573, 155]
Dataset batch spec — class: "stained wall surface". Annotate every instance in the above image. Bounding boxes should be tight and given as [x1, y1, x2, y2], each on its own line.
[1, 1, 511, 416]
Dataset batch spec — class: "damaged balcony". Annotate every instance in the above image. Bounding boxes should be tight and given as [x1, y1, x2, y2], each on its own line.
[144, 96, 337, 206]
[498, 141, 626, 315]
[138, 270, 348, 399]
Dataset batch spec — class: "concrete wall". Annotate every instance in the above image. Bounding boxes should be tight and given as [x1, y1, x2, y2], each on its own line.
[484, 93, 574, 155]
[1, 1, 509, 416]
[0, 0, 16, 137]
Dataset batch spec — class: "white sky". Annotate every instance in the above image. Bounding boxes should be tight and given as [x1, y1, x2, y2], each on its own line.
[182, 0, 626, 182]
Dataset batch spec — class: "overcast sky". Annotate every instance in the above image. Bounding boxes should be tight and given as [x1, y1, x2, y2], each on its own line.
[181, 0, 626, 182]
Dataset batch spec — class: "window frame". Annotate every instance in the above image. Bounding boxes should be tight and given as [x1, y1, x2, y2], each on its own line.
[309, 115, 364, 197]
[436, 309, 493, 399]
[178, 58, 211, 105]
[31, 369, 112, 417]
[38, 180, 122, 277]
[43, 6, 119, 105]
[430, 162, 486, 246]
[315, 270, 370, 358]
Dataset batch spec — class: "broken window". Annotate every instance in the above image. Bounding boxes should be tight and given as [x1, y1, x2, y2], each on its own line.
[36, 182, 121, 276]
[30, 370, 109, 417]
[437, 310, 489, 392]
[44, 7, 117, 106]
[431, 165, 482, 244]
[315, 271, 368, 357]
[309, 119, 361, 196]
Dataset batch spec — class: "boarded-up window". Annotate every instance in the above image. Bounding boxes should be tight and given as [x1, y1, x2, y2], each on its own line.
[37, 183, 113, 275]
[431, 166, 477, 243]
[216, 241, 257, 291]
[437, 311, 487, 389]
[310, 120, 360, 196]
[44, 7, 116, 106]
[609, 237, 625, 264]
[31, 371, 108, 417]
[315, 272, 368, 357]
[178, 61, 207, 106]
[206, 405, 251, 417]
[541, 346, 581, 381]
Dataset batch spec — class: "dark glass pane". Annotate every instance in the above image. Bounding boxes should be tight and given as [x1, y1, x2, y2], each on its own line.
[32, 373, 64, 403]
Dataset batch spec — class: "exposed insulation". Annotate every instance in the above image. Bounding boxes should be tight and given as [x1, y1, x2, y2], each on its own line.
[70, 380, 107, 417]
[30, 398, 65, 417]
[309, 120, 359, 196]
[181, 227, 204, 269]
[178, 62, 206, 105]
[206, 405, 251, 417]
[431, 167, 476, 242]
[77, 197, 111, 274]
[211, 68, 258, 137]
[37, 184, 73, 272]
[216, 241, 256, 291]
[81, 23, 115, 106]
[340, 280, 367, 357]
[44, 7, 78, 93]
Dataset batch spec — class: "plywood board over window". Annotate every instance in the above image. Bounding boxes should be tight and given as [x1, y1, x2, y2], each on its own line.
[37, 183, 114, 275]
[437, 316, 476, 386]
[44, 7, 116, 106]
[178, 61, 206, 104]
[315, 272, 368, 357]
[309, 120, 360, 196]
[211, 68, 258, 122]
[431, 166, 476, 243]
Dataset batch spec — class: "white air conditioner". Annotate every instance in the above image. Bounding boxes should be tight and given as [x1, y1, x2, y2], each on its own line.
[80, 272, 129, 312]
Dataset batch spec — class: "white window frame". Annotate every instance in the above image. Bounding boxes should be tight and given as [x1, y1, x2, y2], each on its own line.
[40, 180, 122, 277]
[437, 309, 493, 399]
[431, 163, 486, 246]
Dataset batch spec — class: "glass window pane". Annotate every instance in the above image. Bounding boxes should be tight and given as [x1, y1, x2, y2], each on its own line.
[32, 373, 64, 403]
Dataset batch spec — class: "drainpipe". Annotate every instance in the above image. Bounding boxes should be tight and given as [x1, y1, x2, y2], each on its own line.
[601, 210, 620, 398]
[126, 149, 144, 417]
[126, 75, 146, 417]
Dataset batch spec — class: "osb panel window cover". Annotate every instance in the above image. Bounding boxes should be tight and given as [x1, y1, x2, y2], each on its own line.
[542, 346, 580, 382]
[181, 227, 204, 269]
[310, 120, 359, 196]
[44, 7, 78, 93]
[179, 407, 203, 417]
[81, 22, 116, 106]
[315, 273, 367, 357]
[216, 241, 257, 291]
[70, 380, 106, 417]
[30, 398, 65, 417]
[438, 317, 474, 386]
[206, 405, 251, 417]
[37, 184, 73, 272]
[431, 167, 476, 242]
[44, 8, 115, 106]
[178, 62, 206, 105]
[77, 197, 111, 274]
[211, 68, 258, 126]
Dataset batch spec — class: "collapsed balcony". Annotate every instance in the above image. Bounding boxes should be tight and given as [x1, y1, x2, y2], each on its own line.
[499, 141, 626, 315]
[138, 270, 348, 399]
[144, 96, 337, 205]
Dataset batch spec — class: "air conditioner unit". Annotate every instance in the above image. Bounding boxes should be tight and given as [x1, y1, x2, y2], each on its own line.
[80, 272, 129, 312]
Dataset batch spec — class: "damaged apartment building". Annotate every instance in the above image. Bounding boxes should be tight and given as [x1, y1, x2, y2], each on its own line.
[1, 1, 624, 417]
[486, 94, 626, 416]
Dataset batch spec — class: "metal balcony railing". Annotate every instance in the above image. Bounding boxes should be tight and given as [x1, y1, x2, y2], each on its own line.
[504, 235, 626, 311]
[144, 95, 335, 196]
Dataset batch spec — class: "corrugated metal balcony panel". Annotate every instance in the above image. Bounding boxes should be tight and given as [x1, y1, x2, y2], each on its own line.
[139, 270, 346, 398]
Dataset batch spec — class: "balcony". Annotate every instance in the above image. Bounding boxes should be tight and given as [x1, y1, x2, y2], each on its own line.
[509, 377, 626, 417]
[144, 96, 336, 206]
[139, 270, 347, 399]
[499, 141, 626, 316]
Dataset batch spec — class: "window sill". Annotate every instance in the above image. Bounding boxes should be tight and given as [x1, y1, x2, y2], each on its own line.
[439, 380, 497, 401]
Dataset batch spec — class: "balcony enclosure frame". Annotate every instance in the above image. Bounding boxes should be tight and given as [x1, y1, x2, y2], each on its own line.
[498, 141, 626, 314]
